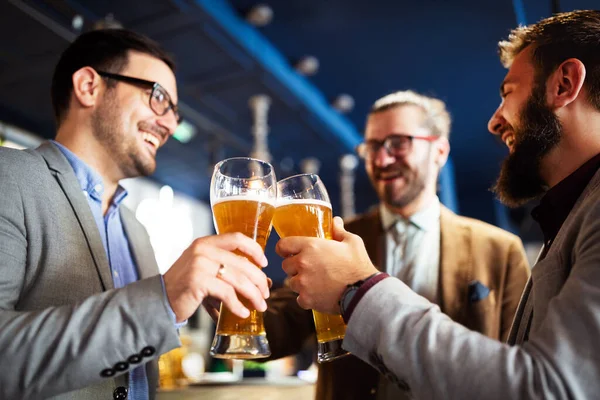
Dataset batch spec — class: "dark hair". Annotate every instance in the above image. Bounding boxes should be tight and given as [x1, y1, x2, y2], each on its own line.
[51, 29, 175, 125]
[499, 10, 600, 110]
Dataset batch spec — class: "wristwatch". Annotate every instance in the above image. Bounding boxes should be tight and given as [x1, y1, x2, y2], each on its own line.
[339, 272, 380, 316]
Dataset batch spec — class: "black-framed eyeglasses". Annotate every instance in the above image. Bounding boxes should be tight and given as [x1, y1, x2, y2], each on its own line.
[96, 71, 182, 124]
[356, 133, 439, 160]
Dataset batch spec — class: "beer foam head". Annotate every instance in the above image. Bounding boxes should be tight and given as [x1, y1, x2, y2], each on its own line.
[276, 198, 332, 209]
[212, 195, 276, 206]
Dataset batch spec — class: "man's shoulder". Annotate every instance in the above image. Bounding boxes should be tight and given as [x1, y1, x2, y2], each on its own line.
[0, 146, 45, 175]
[344, 207, 380, 233]
[0, 146, 43, 169]
[443, 208, 521, 245]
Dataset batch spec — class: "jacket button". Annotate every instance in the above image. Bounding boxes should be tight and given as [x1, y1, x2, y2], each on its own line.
[128, 354, 142, 364]
[113, 386, 128, 400]
[397, 379, 410, 391]
[141, 346, 156, 357]
[100, 368, 115, 377]
[114, 362, 129, 372]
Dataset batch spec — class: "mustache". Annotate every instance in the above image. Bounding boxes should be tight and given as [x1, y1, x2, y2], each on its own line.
[138, 121, 169, 142]
[494, 126, 516, 146]
[373, 164, 408, 180]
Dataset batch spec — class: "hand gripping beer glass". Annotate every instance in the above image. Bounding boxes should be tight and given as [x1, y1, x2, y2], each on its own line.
[209, 157, 276, 359]
[273, 174, 349, 363]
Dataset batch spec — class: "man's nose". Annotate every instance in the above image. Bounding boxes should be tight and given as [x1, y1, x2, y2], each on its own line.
[156, 110, 179, 136]
[487, 105, 506, 136]
[372, 145, 396, 168]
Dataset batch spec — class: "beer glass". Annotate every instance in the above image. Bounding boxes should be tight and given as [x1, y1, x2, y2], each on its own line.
[210, 157, 276, 359]
[273, 174, 349, 363]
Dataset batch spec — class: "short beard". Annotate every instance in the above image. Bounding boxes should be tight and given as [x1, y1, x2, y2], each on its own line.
[492, 80, 562, 207]
[91, 90, 156, 178]
[382, 171, 427, 209]
[375, 153, 431, 209]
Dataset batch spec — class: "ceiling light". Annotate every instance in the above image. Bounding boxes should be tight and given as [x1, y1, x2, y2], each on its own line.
[340, 154, 359, 170]
[300, 157, 321, 174]
[294, 56, 319, 76]
[92, 14, 123, 30]
[246, 4, 273, 27]
[332, 94, 355, 113]
[72, 15, 84, 31]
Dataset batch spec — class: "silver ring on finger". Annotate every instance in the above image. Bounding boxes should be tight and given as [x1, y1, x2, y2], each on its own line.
[216, 264, 226, 279]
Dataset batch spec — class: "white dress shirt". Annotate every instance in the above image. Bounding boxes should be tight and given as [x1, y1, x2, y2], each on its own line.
[377, 197, 441, 400]
[381, 197, 441, 302]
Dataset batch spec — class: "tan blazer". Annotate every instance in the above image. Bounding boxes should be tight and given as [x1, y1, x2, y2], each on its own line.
[264, 205, 530, 400]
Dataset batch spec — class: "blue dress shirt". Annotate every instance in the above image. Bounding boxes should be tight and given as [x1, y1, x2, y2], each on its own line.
[52, 141, 153, 400]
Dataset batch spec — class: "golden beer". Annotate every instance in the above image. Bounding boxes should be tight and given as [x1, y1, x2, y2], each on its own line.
[212, 197, 275, 337]
[273, 199, 347, 343]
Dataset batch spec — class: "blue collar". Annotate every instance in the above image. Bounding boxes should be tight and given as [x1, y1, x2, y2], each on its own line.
[50, 140, 128, 205]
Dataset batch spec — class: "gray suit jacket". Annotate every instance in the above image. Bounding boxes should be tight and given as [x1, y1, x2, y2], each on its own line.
[343, 168, 600, 399]
[0, 142, 181, 399]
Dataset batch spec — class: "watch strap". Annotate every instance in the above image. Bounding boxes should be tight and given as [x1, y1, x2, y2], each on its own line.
[341, 272, 389, 323]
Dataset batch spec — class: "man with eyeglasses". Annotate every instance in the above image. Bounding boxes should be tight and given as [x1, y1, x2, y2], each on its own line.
[0, 29, 270, 400]
[264, 90, 530, 400]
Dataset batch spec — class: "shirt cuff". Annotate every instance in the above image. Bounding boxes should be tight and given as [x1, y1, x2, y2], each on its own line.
[160, 275, 188, 330]
[343, 273, 390, 323]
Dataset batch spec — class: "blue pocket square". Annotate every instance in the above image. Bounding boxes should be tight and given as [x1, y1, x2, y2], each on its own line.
[468, 280, 490, 303]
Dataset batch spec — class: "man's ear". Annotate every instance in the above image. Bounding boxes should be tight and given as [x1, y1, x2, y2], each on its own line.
[434, 136, 450, 169]
[71, 67, 103, 109]
[545, 58, 586, 109]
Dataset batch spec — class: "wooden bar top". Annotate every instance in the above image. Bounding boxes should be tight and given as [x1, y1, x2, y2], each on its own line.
[157, 377, 316, 400]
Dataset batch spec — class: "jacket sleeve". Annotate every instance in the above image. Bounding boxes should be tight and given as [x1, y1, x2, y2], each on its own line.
[0, 169, 181, 399]
[500, 238, 531, 341]
[264, 285, 316, 360]
[343, 204, 600, 400]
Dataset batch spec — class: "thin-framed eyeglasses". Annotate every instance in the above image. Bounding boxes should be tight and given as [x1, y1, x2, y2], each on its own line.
[96, 70, 182, 124]
[355, 133, 439, 160]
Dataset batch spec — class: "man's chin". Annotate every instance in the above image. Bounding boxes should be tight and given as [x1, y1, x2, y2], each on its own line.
[492, 172, 545, 208]
[132, 159, 156, 178]
[376, 176, 407, 191]
[492, 188, 536, 208]
[492, 143, 549, 207]
[141, 165, 157, 177]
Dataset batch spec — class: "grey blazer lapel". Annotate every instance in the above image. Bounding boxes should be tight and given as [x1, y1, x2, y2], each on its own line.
[507, 168, 600, 345]
[507, 277, 533, 345]
[507, 244, 546, 345]
[120, 206, 159, 279]
[35, 142, 114, 291]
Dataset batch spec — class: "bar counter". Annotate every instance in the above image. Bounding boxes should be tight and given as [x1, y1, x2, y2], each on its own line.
[157, 377, 316, 400]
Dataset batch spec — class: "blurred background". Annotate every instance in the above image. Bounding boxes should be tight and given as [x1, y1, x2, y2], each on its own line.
[1, 0, 595, 396]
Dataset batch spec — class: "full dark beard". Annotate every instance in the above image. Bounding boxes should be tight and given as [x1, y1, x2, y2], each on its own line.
[492, 81, 562, 207]
[91, 90, 156, 178]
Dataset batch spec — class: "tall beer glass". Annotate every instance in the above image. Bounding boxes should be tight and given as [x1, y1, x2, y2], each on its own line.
[273, 174, 349, 363]
[210, 157, 276, 359]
